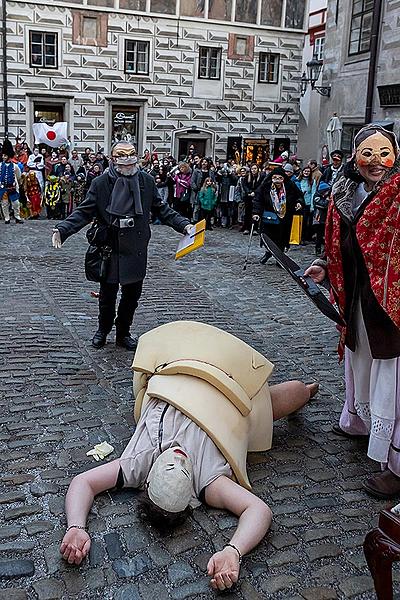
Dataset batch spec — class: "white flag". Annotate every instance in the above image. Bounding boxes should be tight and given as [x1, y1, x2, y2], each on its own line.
[32, 122, 68, 148]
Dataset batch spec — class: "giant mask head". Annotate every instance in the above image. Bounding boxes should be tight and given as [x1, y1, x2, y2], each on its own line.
[111, 141, 138, 176]
[354, 126, 398, 187]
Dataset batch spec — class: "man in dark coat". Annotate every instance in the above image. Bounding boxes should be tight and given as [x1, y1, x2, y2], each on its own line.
[52, 141, 191, 350]
[321, 150, 344, 186]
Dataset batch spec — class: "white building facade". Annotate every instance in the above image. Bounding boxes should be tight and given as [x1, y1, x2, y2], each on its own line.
[2, 0, 309, 161]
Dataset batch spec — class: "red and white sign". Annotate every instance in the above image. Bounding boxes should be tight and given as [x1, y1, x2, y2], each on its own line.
[32, 122, 68, 148]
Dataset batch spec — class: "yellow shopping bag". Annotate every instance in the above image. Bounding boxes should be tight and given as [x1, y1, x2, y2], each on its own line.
[289, 215, 303, 245]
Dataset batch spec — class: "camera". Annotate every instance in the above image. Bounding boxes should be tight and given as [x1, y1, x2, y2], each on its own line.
[120, 217, 135, 228]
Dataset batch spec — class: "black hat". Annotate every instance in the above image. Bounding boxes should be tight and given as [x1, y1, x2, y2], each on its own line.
[330, 149, 343, 159]
[2, 138, 15, 159]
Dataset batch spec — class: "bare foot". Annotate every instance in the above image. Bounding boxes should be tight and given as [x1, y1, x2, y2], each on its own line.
[60, 528, 91, 565]
[307, 382, 319, 399]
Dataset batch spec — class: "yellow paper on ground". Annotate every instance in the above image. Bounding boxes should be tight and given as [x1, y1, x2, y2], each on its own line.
[289, 215, 303, 245]
[175, 219, 206, 260]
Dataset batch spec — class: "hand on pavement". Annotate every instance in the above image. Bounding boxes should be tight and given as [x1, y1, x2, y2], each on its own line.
[52, 229, 62, 249]
[207, 546, 240, 591]
[303, 264, 326, 283]
[60, 528, 91, 565]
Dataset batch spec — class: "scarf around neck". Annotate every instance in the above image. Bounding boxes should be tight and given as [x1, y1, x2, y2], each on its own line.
[107, 162, 143, 218]
[270, 183, 286, 218]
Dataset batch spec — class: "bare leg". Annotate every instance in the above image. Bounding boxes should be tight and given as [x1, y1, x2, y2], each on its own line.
[270, 380, 318, 421]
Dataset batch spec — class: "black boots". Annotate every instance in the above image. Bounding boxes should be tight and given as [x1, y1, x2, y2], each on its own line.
[116, 334, 138, 351]
[259, 251, 272, 265]
[92, 329, 107, 348]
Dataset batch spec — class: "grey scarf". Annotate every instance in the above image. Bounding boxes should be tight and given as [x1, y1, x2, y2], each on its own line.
[106, 162, 143, 217]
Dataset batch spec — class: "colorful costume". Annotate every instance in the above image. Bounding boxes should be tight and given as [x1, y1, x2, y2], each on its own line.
[323, 125, 400, 479]
[24, 171, 42, 218]
[0, 160, 22, 222]
[44, 176, 61, 219]
[132, 321, 274, 490]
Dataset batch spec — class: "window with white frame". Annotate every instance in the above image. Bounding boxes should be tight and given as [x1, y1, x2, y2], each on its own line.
[198, 47, 222, 80]
[124, 40, 150, 75]
[258, 53, 279, 84]
[314, 36, 325, 61]
[29, 32, 58, 68]
[348, 0, 374, 55]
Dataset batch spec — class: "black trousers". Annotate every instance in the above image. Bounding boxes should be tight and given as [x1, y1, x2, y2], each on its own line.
[98, 280, 143, 338]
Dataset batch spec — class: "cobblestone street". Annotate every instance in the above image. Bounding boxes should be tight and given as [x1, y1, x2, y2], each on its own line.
[0, 220, 397, 600]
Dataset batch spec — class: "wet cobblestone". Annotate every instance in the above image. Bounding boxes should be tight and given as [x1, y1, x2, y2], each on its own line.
[0, 220, 391, 598]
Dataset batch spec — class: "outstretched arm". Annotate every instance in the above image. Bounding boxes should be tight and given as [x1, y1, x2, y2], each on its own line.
[60, 459, 120, 565]
[204, 476, 272, 591]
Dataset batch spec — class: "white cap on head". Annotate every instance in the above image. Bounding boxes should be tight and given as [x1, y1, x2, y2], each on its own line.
[146, 447, 193, 513]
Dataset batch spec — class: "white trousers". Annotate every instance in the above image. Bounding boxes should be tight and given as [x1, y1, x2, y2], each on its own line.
[1, 197, 20, 221]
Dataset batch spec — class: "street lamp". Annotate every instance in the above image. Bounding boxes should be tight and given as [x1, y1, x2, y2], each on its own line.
[300, 57, 331, 98]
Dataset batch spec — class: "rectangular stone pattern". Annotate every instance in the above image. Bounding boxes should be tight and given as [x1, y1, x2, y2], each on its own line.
[6, 0, 304, 152]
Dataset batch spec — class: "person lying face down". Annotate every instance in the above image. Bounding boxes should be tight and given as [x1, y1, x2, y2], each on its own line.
[60, 321, 318, 591]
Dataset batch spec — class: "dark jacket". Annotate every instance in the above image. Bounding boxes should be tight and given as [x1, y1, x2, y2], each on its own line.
[56, 170, 190, 285]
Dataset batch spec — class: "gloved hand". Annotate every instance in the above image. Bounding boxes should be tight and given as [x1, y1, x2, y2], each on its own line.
[184, 224, 194, 236]
[52, 229, 62, 249]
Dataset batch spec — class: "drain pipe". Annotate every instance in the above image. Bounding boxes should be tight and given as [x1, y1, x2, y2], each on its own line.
[365, 0, 383, 124]
[1, 0, 8, 137]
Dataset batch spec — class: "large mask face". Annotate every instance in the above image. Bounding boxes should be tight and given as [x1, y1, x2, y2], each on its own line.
[111, 142, 138, 176]
[355, 131, 396, 185]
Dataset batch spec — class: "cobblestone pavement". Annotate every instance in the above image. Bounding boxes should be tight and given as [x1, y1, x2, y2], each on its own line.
[0, 220, 398, 600]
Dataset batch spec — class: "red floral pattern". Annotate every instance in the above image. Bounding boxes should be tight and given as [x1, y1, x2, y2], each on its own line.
[325, 173, 400, 358]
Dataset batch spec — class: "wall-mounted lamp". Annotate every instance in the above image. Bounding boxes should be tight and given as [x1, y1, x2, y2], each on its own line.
[301, 57, 331, 97]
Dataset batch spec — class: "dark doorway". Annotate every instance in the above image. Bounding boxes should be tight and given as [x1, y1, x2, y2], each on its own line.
[33, 103, 64, 125]
[178, 138, 206, 161]
[273, 137, 291, 160]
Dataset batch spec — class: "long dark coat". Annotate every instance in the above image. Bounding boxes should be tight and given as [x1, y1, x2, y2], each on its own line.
[253, 169, 304, 250]
[56, 170, 190, 285]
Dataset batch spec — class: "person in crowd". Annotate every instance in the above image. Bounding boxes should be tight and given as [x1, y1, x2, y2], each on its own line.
[216, 162, 236, 228]
[0, 139, 23, 224]
[241, 164, 265, 234]
[16, 143, 29, 168]
[52, 141, 192, 351]
[312, 181, 331, 256]
[274, 150, 289, 165]
[73, 173, 86, 207]
[283, 163, 299, 184]
[198, 177, 218, 231]
[308, 159, 323, 187]
[304, 125, 400, 498]
[191, 158, 216, 222]
[96, 150, 109, 171]
[69, 149, 84, 174]
[85, 163, 102, 192]
[27, 147, 45, 191]
[46, 151, 59, 180]
[172, 162, 192, 219]
[59, 170, 75, 219]
[253, 167, 304, 264]
[53, 155, 71, 178]
[59, 320, 318, 591]
[44, 175, 61, 220]
[296, 166, 316, 243]
[321, 150, 344, 187]
[24, 170, 42, 219]
[154, 165, 169, 204]
[149, 159, 160, 179]
[234, 166, 248, 228]
[82, 147, 93, 165]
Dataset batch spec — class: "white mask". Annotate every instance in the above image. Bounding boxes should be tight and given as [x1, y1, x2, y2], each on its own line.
[146, 447, 193, 513]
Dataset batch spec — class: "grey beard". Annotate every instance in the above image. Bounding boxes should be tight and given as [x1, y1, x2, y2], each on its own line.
[115, 164, 137, 177]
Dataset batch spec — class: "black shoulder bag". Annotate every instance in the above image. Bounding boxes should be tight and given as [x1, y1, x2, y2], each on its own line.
[84, 220, 112, 283]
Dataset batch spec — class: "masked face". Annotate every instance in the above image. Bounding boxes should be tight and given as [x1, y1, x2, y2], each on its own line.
[146, 447, 192, 513]
[272, 174, 284, 187]
[111, 143, 138, 175]
[355, 132, 396, 185]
